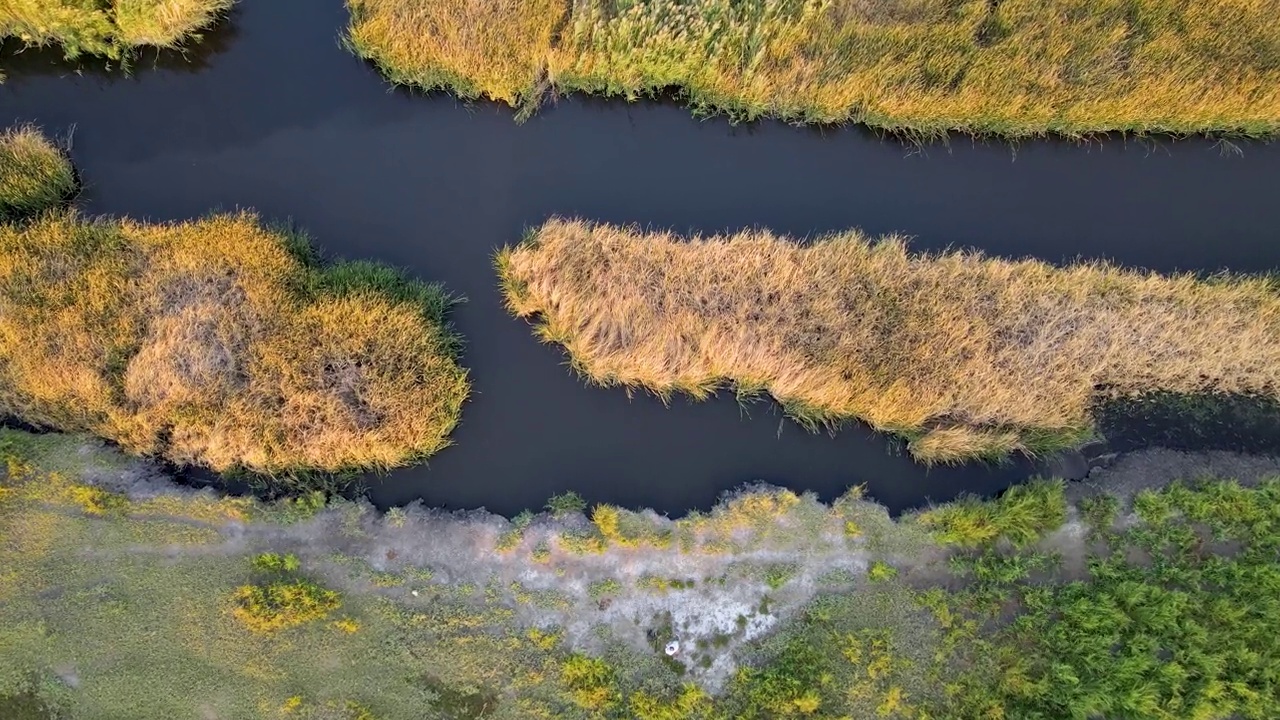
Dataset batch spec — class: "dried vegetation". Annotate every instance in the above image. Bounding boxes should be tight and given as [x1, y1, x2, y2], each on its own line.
[501, 219, 1280, 462]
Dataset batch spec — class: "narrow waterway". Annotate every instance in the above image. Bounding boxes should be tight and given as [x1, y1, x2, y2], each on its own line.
[3, 0, 1278, 516]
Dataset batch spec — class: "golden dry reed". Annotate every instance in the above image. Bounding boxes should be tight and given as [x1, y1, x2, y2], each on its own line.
[500, 218, 1280, 463]
[345, 0, 565, 107]
[0, 125, 75, 220]
[0, 211, 469, 475]
[346, 0, 1280, 135]
[0, 0, 234, 60]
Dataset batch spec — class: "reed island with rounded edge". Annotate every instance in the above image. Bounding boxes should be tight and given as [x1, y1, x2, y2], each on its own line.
[346, 0, 1280, 136]
[0, 126, 469, 477]
[499, 218, 1280, 464]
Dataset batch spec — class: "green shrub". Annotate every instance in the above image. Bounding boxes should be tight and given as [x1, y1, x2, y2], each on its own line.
[251, 552, 301, 573]
[561, 654, 617, 711]
[545, 491, 586, 517]
[231, 579, 340, 633]
[920, 479, 1066, 548]
[866, 561, 898, 583]
[587, 578, 622, 599]
[763, 564, 796, 590]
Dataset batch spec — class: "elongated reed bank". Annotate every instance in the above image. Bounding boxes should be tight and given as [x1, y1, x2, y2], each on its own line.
[0, 0, 234, 60]
[0, 125, 75, 220]
[500, 219, 1280, 463]
[0, 211, 469, 474]
[346, 0, 1280, 135]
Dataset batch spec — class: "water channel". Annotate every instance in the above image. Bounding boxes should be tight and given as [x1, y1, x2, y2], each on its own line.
[3, 0, 1279, 516]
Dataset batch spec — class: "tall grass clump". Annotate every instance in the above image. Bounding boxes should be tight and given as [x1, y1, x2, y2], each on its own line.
[500, 219, 1280, 463]
[0, 211, 469, 475]
[0, 0, 234, 60]
[345, 0, 565, 107]
[0, 126, 75, 221]
[918, 479, 1067, 547]
[347, 0, 1280, 135]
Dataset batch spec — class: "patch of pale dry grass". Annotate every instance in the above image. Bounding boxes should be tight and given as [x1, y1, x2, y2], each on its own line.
[500, 218, 1280, 462]
[0, 211, 468, 475]
[346, 0, 1280, 135]
[0, 0, 233, 59]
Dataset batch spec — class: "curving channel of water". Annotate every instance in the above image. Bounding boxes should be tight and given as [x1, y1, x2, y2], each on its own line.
[3, 0, 1279, 517]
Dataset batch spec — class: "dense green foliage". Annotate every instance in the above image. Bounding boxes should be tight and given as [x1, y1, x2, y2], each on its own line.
[718, 479, 1280, 719]
[948, 479, 1280, 719]
[918, 478, 1067, 547]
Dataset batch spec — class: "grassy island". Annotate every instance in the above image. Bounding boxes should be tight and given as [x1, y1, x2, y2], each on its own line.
[500, 219, 1280, 463]
[3, 430, 1279, 718]
[346, 0, 1280, 135]
[0, 0, 233, 60]
[0, 128, 468, 476]
[0, 125, 75, 221]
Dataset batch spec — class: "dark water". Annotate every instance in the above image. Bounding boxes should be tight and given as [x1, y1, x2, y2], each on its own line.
[3, 0, 1279, 517]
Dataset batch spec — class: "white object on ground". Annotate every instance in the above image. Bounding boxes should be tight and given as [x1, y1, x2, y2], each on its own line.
[664, 640, 680, 656]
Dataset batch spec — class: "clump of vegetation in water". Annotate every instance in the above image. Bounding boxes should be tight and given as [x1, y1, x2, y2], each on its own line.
[0, 126, 76, 221]
[345, 0, 1280, 136]
[500, 218, 1280, 463]
[0, 202, 469, 477]
[0, 0, 234, 61]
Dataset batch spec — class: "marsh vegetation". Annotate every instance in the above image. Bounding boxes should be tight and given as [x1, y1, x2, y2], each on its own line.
[501, 219, 1280, 463]
[3, 429, 1279, 718]
[0, 0, 234, 61]
[0, 125, 75, 221]
[346, 0, 1280, 135]
[0, 127, 468, 476]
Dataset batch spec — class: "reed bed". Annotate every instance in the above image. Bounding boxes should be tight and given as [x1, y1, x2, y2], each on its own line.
[346, 0, 1280, 135]
[0, 125, 75, 221]
[345, 0, 565, 107]
[0, 211, 469, 474]
[0, 0, 234, 60]
[500, 218, 1280, 463]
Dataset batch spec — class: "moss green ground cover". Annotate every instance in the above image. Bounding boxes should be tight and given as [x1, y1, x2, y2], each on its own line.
[3, 429, 1278, 719]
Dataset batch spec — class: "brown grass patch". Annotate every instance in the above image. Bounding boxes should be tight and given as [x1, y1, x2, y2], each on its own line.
[346, 0, 1280, 135]
[500, 218, 1280, 462]
[0, 211, 469, 475]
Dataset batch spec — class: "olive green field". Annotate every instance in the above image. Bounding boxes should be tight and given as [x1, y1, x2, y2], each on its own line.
[4, 428, 1280, 719]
